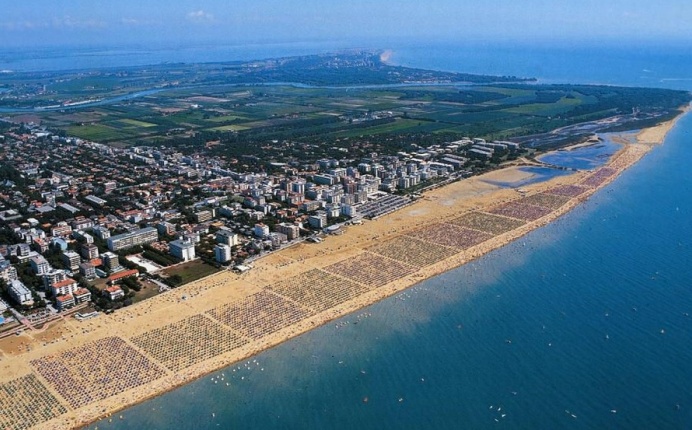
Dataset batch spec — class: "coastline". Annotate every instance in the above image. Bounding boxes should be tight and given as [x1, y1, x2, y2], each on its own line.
[0, 109, 687, 430]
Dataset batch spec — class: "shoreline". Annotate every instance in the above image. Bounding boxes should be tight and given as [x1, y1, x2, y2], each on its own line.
[0, 109, 687, 430]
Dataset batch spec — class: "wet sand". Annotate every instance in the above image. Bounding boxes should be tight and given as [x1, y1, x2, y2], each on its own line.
[0, 109, 686, 430]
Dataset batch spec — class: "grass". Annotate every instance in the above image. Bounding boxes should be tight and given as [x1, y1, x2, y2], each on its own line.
[331, 118, 429, 138]
[33, 81, 682, 148]
[162, 260, 220, 284]
[116, 118, 158, 128]
[208, 124, 251, 132]
[66, 124, 132, 141]
[502, 96, 583, 116]
[205, 115, 248, 123]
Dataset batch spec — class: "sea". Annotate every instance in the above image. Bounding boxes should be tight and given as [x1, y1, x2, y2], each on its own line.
[5, 40, 690, 429]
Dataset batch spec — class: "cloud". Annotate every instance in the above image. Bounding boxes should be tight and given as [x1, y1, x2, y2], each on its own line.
[121, 17, 160, 27]
[186, 9, 215, 24]
[0, 21, 48, 31]
[1, 16, 106, 31]
[51, 16, 107, 29]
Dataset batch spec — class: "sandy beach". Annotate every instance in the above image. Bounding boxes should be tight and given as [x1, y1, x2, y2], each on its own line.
[0, 109, 686, 430]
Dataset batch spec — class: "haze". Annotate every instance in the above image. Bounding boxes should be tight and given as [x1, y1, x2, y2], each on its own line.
[3, 0, 692, 48]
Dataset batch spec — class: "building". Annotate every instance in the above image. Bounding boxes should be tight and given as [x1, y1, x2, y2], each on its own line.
[276, 223, 300, 240]
[81, 243, 99, 260]
[214, 244, 232, 263]
[79, 262, 97, 280]
[268, 232, 288, 249]
[103, 181, 117, 194]
[215, 227, 239, 247]
[72, 217, 94, 230]
[195, 209, 213, 223]
[43, 269, 67, 289]
[107, 227, 158, 251]
[0, 260, 18, 283]
[62, 251, 81, 271]
[104, 285, 125, 301]
[107, 269, 139, 284]
[93, 226, 111, 240]
[73, 231, 94, 244]
[101, 252, 120, 271]
[157, 222, 176, 236]
[73, 287, 92, 304]
[51, 222, 72, 237]
[253, 223, 270, 238]
[308, 212, 328, 229]
[55, 294, 75, 311]
[32, 238, 49, 253]
[169, 238, 196, 262]
[325, 204, 341, 219]
[85, 195, 107, 207]
[8, 280, 33, 306]
[51, 278, 78, 297]
[30, 255, 51, 276]
[341, 204, 357, 218]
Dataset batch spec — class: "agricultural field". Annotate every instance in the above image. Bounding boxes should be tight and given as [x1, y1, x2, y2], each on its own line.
[8, 59, 685, 153]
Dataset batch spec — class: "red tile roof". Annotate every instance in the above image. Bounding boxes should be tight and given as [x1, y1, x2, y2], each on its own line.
[52, 278, 76, 288]
[107, 269, 139, 282]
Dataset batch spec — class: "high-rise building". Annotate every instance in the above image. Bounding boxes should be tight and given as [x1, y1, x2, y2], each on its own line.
[107, 227, 158, 251]
[62, 251, 81, 271]
[101, 252, 120, 271]
[169, 238, 196, 262]
[214, 244, 232, 263]
[215, 227, 239, 247]
[276, 223, 300, 240]
[30, 255, 51, 275]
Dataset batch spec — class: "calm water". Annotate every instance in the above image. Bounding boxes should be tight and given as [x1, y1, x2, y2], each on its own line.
[481, 166, 573, 189]
[537, 134, 625, 171]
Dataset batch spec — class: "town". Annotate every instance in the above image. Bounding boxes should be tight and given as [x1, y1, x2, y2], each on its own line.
[0, 118, 525, 335]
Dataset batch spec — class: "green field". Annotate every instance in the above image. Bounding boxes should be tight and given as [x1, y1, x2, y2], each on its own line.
[208, 124, 251, 132]
[163, 260, 220, 285]
[24, 74, 689, 153]
[116, 119, 158, 128]
[206, 115, 247, 123]
[66, 124, 133, 141]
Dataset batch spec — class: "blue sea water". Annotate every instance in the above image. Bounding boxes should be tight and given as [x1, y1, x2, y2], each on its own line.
[39, 42, 686, 429]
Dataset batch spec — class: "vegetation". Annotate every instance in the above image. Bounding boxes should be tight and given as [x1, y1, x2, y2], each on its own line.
[4, 52, 687, 168]
[162, 260, 219, 285]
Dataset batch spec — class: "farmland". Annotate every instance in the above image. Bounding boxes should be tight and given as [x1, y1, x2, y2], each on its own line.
[1, 51, 688, 161]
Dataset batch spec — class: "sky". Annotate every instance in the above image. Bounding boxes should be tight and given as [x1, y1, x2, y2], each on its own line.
[2, 0, 692, 48]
